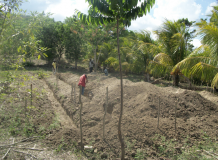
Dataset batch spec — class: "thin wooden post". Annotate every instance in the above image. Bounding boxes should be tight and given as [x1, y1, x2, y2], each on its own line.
[30, 84, 32, 106]
[79, 85, 83, 150]
[71, 84, 73, 100]
[24, 96, 27, 120]
[74, 83, 76, 104]
[175, 100, 177, 138]
[56, 74, 58, 90]
[79, 85, 82, 103]
[103, 87, 108, 139]
[153, 96, 154, 106]
[80, 102, 83, 150]
[158, 96, 160, 128]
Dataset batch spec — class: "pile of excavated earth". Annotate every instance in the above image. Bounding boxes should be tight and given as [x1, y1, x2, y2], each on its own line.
[43, 72, 218, 159]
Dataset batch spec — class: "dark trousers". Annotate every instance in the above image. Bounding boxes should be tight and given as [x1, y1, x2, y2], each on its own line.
[90, 67, 93, 73]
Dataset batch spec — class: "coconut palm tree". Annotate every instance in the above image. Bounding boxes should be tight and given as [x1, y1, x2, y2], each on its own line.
[149, 19, 194, 86]
[136, 30, 160, 79]
[172, 5, 218, 88]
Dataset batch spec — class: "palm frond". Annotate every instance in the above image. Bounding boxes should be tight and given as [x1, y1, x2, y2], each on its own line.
[153, 53, 174, 66]
[148, 60, 173, 77]
[211, 73, 218, 88]
[189, 62, 218, 82]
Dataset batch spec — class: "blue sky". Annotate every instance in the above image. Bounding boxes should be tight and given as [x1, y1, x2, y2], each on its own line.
[20, 0, 217, 48]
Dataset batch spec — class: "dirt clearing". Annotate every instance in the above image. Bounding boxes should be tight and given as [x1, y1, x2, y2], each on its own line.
[43, 71, 218, 159]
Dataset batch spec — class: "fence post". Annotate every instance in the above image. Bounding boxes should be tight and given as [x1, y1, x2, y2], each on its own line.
[30, 84, 32, 106]
[56, 74, 58, 90]
[24, 93, 29, 124]
[24, 95, 27, 120]
[175, 100, 177, 138]
[79, 85, 82, 103]
[79, 85, 83, 150]
[74, 83, 76, 104]
[103, 87, 108, 139]
[71, 84, 73, 100]
[157, 96, 160, 128]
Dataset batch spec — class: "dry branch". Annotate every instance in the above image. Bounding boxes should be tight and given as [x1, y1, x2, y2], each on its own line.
[0, 137, 38, 148]
[1, 138, 14, 159]
[10, 147, 43, 151]
[2, 148, 11, 159]
[204, 150, 218, 159]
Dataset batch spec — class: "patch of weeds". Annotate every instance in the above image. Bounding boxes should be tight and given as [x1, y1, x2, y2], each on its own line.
[39, 125, 46, 133]
[135, 149, 146, 160]
[125, 138, 136, 151]
[88, 138, 95, 146]
[23, 123, 35, 137]
[55, 137, 67, 153]
[151, 134, 218, 159]
[49, 114, 60, 130]
[37, 70, 47, 79]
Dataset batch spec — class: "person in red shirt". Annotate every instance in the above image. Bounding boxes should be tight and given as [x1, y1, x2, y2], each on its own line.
[78, 74, 88, 95]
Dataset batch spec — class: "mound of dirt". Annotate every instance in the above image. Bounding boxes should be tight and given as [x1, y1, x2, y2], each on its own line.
[45, 72, 218, 159]
[44, 128, 80, 149]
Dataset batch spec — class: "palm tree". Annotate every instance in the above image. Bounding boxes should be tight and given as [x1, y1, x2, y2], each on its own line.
[173, 5, 218, 88]
[136, 30, 160, 79]
[149, 19, 194, 86]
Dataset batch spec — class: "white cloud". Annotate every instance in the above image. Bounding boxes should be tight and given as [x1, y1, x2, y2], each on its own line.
[153, 0, 201, 21]
[127, 14, 161, 32]
[191, 38, 202, 48]
[205, 2, 217, 15]
[128, 0, 202, 32]
[44, 0, 89, 21]
[128, 0, 203, 48]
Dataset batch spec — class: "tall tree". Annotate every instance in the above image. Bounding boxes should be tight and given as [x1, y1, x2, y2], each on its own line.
[152, 19, 194, 86]
[85, 24, 108, 72]
[173, 5, 218, 88]
[64, 16, 85, 68]
[76, 0, 155, 159]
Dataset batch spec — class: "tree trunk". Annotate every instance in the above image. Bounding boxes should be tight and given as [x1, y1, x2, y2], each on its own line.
[174, 74, 179, 86]
[147, 73, 150, 82]
[75, 60, 77, 69]
[96, 49, 101, 69]
[117, 18, 125, 160]
[94, 45, 97, 72]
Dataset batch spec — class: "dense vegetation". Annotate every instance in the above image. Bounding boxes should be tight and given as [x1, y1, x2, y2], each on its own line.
[0, 0, 217, 88]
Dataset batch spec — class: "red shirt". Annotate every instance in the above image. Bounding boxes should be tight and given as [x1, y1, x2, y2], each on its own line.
[78, 75, 87, 87]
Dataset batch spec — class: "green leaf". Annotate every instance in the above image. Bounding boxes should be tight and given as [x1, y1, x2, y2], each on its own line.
[17, 46, 22, 53]
[43, 53, 48, 57]
[38, 55, 41, 59]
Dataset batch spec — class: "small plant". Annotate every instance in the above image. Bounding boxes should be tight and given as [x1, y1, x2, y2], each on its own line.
[135, 149, 145, 160]
[37, 70, 47, 79]
[49, 114, 60, 130]
[55, 137, 67, 153]
[125, 138, 136, 151]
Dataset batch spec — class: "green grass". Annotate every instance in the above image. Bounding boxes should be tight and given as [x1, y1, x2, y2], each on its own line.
[150, 133, 218, 160]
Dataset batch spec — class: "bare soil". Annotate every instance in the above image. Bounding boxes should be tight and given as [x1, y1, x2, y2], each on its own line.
[42, 71, 218, 159]
[0, 72, 86, 160]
